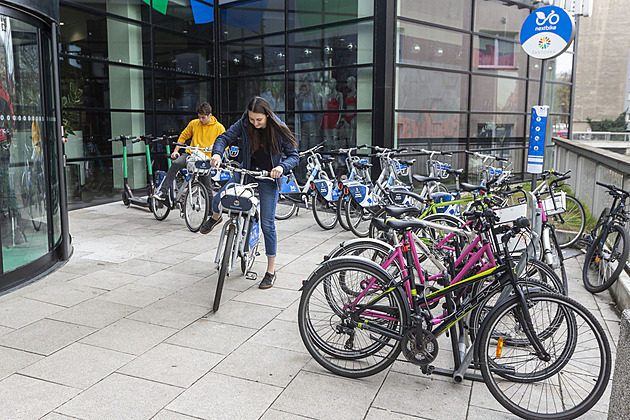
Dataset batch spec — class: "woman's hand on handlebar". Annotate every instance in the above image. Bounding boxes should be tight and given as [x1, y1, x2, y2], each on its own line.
[270, 165, 284, 178]
[210, 153, 222, 168]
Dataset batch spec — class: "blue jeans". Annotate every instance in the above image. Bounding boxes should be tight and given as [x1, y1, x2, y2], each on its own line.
[212, 175, 279, 257]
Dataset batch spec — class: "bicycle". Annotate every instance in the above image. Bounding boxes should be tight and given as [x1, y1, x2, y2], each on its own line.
[274, 141, 333, 220]
[582, 181, 630, 293]
[212, 164, 272, 312]
[533, 169, 586, 248]
[151, 144, 211, 232]
[298, 207, 610, 419]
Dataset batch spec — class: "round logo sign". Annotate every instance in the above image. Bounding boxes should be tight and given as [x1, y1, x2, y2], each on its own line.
[520, 6, 574, 59]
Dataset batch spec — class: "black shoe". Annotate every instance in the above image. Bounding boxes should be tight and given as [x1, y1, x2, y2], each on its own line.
[259, 272, 276, 289]
[200, 216, 223, 234]
[153, 190, 166, 201]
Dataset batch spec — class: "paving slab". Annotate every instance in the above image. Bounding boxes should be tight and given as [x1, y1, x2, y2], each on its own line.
[0, 202, 620, 419]
[56, 372, 183, 420]
[0, 374, 80, 420]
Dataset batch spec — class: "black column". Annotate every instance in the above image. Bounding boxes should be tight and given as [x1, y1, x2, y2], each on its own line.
[372, 0, 396, 149]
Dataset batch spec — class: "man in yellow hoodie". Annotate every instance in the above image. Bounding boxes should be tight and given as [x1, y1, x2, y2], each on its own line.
[153, 102, 225, 201]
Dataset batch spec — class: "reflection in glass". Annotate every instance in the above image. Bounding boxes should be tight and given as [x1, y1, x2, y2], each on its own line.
[550, 114, 570, 138]
[471, 75, 526, 112]
[221, 0, 285, 40]
[545, 82, 571, 115]
[473, 36, 526, 77]
[470, 113, 525, 145]
[60, 7, 109, 59]
[224, 75, 285, 117]
[222, 35, 285, 76]
[545, 52, 573, 82]
[288, 0, 374, 30]
[0, 16, 48, 271]
[60, 58, 108, 109]
[153, 29, 212, 75]
[398, 0, 471, 30]
[152, 0, 213, 40]
[288, 21, 373, 70]
[396, 68, 468, 111]
[397, 22, 470, 70]
[396, 112, 467, 142]
[474, 0, 529, 41]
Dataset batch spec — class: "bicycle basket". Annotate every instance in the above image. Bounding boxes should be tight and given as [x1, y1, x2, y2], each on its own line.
[186, 152, 211, 176]
[433, 161, 450, 179]
[542, 191, 566, 216]
[220, 185, 258, 213]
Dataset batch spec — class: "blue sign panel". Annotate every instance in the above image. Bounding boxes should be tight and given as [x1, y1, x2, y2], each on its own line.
[527, 106, 549, 174]
[520, 6, 574, 60]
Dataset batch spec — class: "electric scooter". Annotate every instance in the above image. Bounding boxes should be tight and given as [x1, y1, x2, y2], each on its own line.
[108, 134, 154, 209]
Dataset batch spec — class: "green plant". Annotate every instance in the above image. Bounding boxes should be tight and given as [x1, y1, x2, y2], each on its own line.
[587, 111, 628, 132]
[61, 81, 82, 136]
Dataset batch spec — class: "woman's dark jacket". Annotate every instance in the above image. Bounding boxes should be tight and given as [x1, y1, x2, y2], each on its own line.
[212, 111, 299, 185]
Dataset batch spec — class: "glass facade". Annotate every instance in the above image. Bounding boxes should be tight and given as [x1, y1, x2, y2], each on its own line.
[395, 0, 572, 181]
[59, 0, 575, 201]
[220, 0, 375, 165]
[59, 0, 214, 208]
[0, 1, 65, 291]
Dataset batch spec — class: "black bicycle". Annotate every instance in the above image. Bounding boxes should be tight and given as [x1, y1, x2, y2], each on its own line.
[582, 181, 630, 293]
[299, 207, 611, 419]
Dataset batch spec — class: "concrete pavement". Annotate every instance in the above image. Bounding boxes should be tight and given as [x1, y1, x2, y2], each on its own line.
[0, 202, 621, 419]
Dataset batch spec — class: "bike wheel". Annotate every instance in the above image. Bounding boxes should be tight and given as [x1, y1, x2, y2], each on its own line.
[345, 199, 374, 238]
[546, 193, 586, 248]
[151, 195, 170, 221]
[184, 182, 209, 232]
[326, 238, 403, 282]
[275, 193, 298, 220]
[312, 192, 338, 230]
[468, 262, 563, 342]
[583, 224, 630, 293]
[478, 292, 611, 419]
[298, 257, 407, 378]
[215, 225, 236, 312]
[336, 195, 350, 231]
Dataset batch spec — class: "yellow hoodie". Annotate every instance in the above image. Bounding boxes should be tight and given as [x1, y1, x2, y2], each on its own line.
[177, 115, 226, 158]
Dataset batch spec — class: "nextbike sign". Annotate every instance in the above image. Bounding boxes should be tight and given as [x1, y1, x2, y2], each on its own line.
[520, 6, 574, 60]
[527, 106, 548, 174]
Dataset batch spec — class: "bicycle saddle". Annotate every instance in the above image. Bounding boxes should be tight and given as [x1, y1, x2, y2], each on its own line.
[399, 159, 416, 166]
[321, 156, 335, 164]
[355, 161, 372, 169]
[382, 217, 427, 231]
[412, 174, 440, 183]
[382, 204, 423, 218]
[459, 182, 488, 192]
[446, 168, 464, 176]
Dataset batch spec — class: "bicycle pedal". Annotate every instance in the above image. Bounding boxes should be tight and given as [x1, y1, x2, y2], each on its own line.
[421, 364, 435, 375]
[246, 271, 258, 280]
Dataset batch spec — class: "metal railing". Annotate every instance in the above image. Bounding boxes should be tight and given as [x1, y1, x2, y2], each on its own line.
[572, 131, 630, 141]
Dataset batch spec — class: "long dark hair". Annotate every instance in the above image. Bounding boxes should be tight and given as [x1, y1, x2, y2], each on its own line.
[246, 96, 297, 155]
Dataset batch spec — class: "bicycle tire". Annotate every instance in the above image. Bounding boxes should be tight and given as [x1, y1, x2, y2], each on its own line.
[275, 193, 298, 220]
[546, 193, 586, 248]
[184, 182, 209, 232]
[326, 238, 403, 283]
[345, 199, 374, 238]
[298, 257, 407, 378]
[214, 225, 236, 312]
[311, 191, 338, 230]
[468, 262, 563, 343]
[478, 292, 611, 419]
[546, 224, 568, 293]
[151, 195, 170, 221]
[336, 194, 350, 231]
[583, 224, 630, 293]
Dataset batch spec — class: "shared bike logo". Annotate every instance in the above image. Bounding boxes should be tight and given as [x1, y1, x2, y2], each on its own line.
[535, 9, 560, 26]
[539, 36, 551, 50]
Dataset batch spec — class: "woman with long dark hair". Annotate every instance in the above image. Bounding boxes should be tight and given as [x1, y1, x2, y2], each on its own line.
[200, 96, 299, 289]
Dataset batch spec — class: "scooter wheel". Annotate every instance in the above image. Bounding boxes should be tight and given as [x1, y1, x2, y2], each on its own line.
[122, 190, 131, 207]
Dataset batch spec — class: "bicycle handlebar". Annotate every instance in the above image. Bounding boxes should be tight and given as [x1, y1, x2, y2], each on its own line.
[107, 135, 136, 142]
[219, 163, 273, 181]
